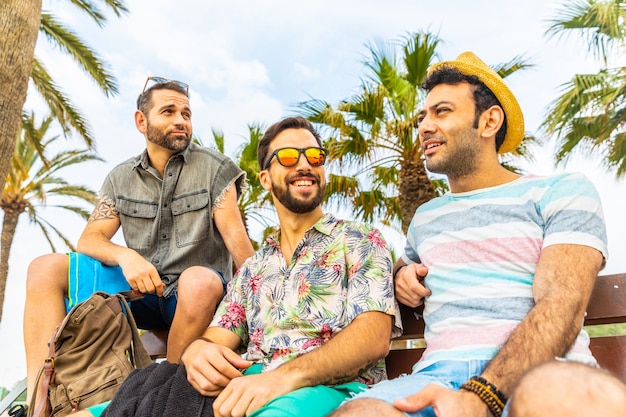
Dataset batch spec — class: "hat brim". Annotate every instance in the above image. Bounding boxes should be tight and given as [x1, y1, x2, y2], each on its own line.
[428, 52, 524, 154]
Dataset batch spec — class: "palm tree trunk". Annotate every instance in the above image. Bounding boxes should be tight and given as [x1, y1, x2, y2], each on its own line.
[0, 209, 20, 321]
[0, 0, 42, 191]
[399, 155, 436, 234]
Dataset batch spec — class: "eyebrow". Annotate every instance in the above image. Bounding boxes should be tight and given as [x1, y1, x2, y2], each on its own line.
[158, 103, 191, 114]
[420, 100, 454, 116]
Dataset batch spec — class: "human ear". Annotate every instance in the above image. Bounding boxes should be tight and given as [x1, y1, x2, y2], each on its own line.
[134, 110, 147, 134]
[259, 169, 272, 191]
[480, 105, 505, 140]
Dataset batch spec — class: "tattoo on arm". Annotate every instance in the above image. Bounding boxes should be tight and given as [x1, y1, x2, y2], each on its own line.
[88, 196, 119, 223]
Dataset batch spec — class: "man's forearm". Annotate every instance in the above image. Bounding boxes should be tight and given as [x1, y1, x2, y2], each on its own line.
[482, 294, 584, 394]
[273, 311, 392, 388]
[482, 245, 604, 395]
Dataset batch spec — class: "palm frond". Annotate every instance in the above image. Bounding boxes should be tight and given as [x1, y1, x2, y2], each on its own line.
[40, 12, 118, 96]
[30, 58, 95, 146]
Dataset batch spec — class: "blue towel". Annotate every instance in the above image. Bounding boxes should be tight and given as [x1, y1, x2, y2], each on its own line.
[66, 252, 131, 312]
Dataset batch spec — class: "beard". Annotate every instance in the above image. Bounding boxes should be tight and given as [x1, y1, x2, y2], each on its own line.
[146, 121, 191, 152]
[424, 125, 481, 179]
[272, 172, 325, 214]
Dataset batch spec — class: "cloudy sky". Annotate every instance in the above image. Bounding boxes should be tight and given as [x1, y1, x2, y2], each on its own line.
[1, 0, 624, 390]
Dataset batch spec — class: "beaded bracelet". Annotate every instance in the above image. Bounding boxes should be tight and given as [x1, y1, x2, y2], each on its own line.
[460, 376, 507, 417]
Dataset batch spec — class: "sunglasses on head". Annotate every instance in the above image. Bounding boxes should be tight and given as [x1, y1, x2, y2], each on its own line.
[141, 76, 189, 96]
[264, 147, 328, 170]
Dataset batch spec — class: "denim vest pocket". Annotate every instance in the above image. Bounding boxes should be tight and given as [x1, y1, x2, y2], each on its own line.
[116, 198, 158, 250]
[171, 190, 210, 247]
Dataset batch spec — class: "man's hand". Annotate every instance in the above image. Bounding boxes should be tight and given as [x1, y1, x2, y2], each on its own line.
[212, 372, 298, 417]
[394, 263, 430, 307]
[118, 250, 164, 296]
[393, 384, 489, 417]
[181, 338, 252, 396]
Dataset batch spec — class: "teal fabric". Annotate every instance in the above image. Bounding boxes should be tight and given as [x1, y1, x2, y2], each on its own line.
[66, 252, 130, 312]
[245, 363, 367, 417]
[248, 381, 367, 417]
[85, 363, 367, 417]
[85, 400, 111, 416]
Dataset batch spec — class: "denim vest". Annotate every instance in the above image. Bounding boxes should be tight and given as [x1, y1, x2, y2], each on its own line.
[100, 142, 246, 296]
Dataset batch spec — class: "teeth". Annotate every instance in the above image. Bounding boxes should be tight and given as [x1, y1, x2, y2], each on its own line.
[294, 180, 313, 186]
[427, 143, 439, 149]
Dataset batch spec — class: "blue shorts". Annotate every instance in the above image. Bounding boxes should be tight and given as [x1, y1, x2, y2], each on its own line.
[66, 252, 226, 330]
[351, 360, 491, 417]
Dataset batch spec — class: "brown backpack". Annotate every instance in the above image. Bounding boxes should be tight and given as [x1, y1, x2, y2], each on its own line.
[29, 292, 153, 417]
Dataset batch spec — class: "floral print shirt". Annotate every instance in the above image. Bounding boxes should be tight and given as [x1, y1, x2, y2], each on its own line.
[210, 213, 402, 385]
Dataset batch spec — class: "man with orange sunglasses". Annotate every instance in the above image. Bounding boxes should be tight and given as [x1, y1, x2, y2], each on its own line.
[75, 116, 401, 417]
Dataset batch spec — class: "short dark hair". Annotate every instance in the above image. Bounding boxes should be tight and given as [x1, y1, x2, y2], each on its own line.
[257, 116, 323, 169]
[136, 81, 189, 114]
[422, 66, 507, 152]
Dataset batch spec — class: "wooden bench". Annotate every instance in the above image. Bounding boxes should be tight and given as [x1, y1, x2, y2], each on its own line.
[386, 273, 626, 382]
[140, 329, 169, 359]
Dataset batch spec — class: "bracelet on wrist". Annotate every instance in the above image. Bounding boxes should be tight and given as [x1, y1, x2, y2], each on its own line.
[460, 376, 507, 417]
[393, 265, 407, 281]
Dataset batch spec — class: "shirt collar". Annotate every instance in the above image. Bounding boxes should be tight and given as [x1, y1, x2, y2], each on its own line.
[133, 144, 192, 170]
[266, 212, 337, 248]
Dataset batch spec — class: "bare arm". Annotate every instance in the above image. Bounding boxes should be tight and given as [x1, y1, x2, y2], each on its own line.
[483, 244, 604, 393]
[212, 311, 393, 417]
[213, 185, 255, 268]
[77, 196, 164, 295]
[277, 310, 392, 386]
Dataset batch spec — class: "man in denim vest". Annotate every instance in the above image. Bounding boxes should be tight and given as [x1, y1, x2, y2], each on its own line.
[23, 77, 255, 402]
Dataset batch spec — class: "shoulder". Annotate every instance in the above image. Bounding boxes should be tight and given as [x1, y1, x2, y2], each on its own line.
[322, 215, 389, 247]
[523, 172, 600, 201]
[186, 143, 236, 163]
[105, 154, 143, 178]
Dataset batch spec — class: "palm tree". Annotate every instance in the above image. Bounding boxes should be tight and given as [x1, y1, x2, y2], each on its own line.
[0, 0, 41, 197]
[0, 113, 102, 320]
[542, 0, 626, 177]
[0, 0, 127, 193]
[299, 31, 532, 234]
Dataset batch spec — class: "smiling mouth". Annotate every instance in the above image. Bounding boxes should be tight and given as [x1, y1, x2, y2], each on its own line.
[292, 179, 314, 186]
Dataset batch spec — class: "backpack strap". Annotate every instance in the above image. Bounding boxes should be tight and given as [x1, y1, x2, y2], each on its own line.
[29, 325, 60, 417]
[116, 294, 152, 368]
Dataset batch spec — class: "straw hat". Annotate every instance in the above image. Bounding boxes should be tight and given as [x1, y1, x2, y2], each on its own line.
[428, 51, 524, 154]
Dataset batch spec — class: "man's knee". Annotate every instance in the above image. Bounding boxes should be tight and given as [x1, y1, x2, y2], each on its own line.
[329, 398, 399, 417]
[509, 361, 626, 417]
[26, 253, 69, 292]
[178, 266, 224, 299]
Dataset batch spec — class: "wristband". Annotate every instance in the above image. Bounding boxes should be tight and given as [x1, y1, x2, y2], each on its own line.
[460, 376, 507, 417]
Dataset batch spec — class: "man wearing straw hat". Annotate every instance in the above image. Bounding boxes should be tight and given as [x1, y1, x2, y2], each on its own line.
[331, 52, 608, 417]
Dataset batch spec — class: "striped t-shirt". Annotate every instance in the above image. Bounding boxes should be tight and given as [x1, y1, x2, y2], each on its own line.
[401, 173, 608, 372]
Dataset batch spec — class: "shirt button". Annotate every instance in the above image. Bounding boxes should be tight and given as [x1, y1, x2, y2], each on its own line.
[168, 172, 173, 176]
[162, 235, 167, 239]
[154, 260, 160, 264]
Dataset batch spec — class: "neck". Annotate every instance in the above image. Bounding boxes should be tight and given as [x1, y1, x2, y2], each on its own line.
[146, 141, 177, 177]
[449, 163, 520, 193]
[276, 206, 324, 263]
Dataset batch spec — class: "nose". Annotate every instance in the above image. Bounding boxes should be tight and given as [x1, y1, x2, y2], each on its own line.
[295, 151, 312, 170]
[417, 114, 435, 137]
[173, 111, 188, 126]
